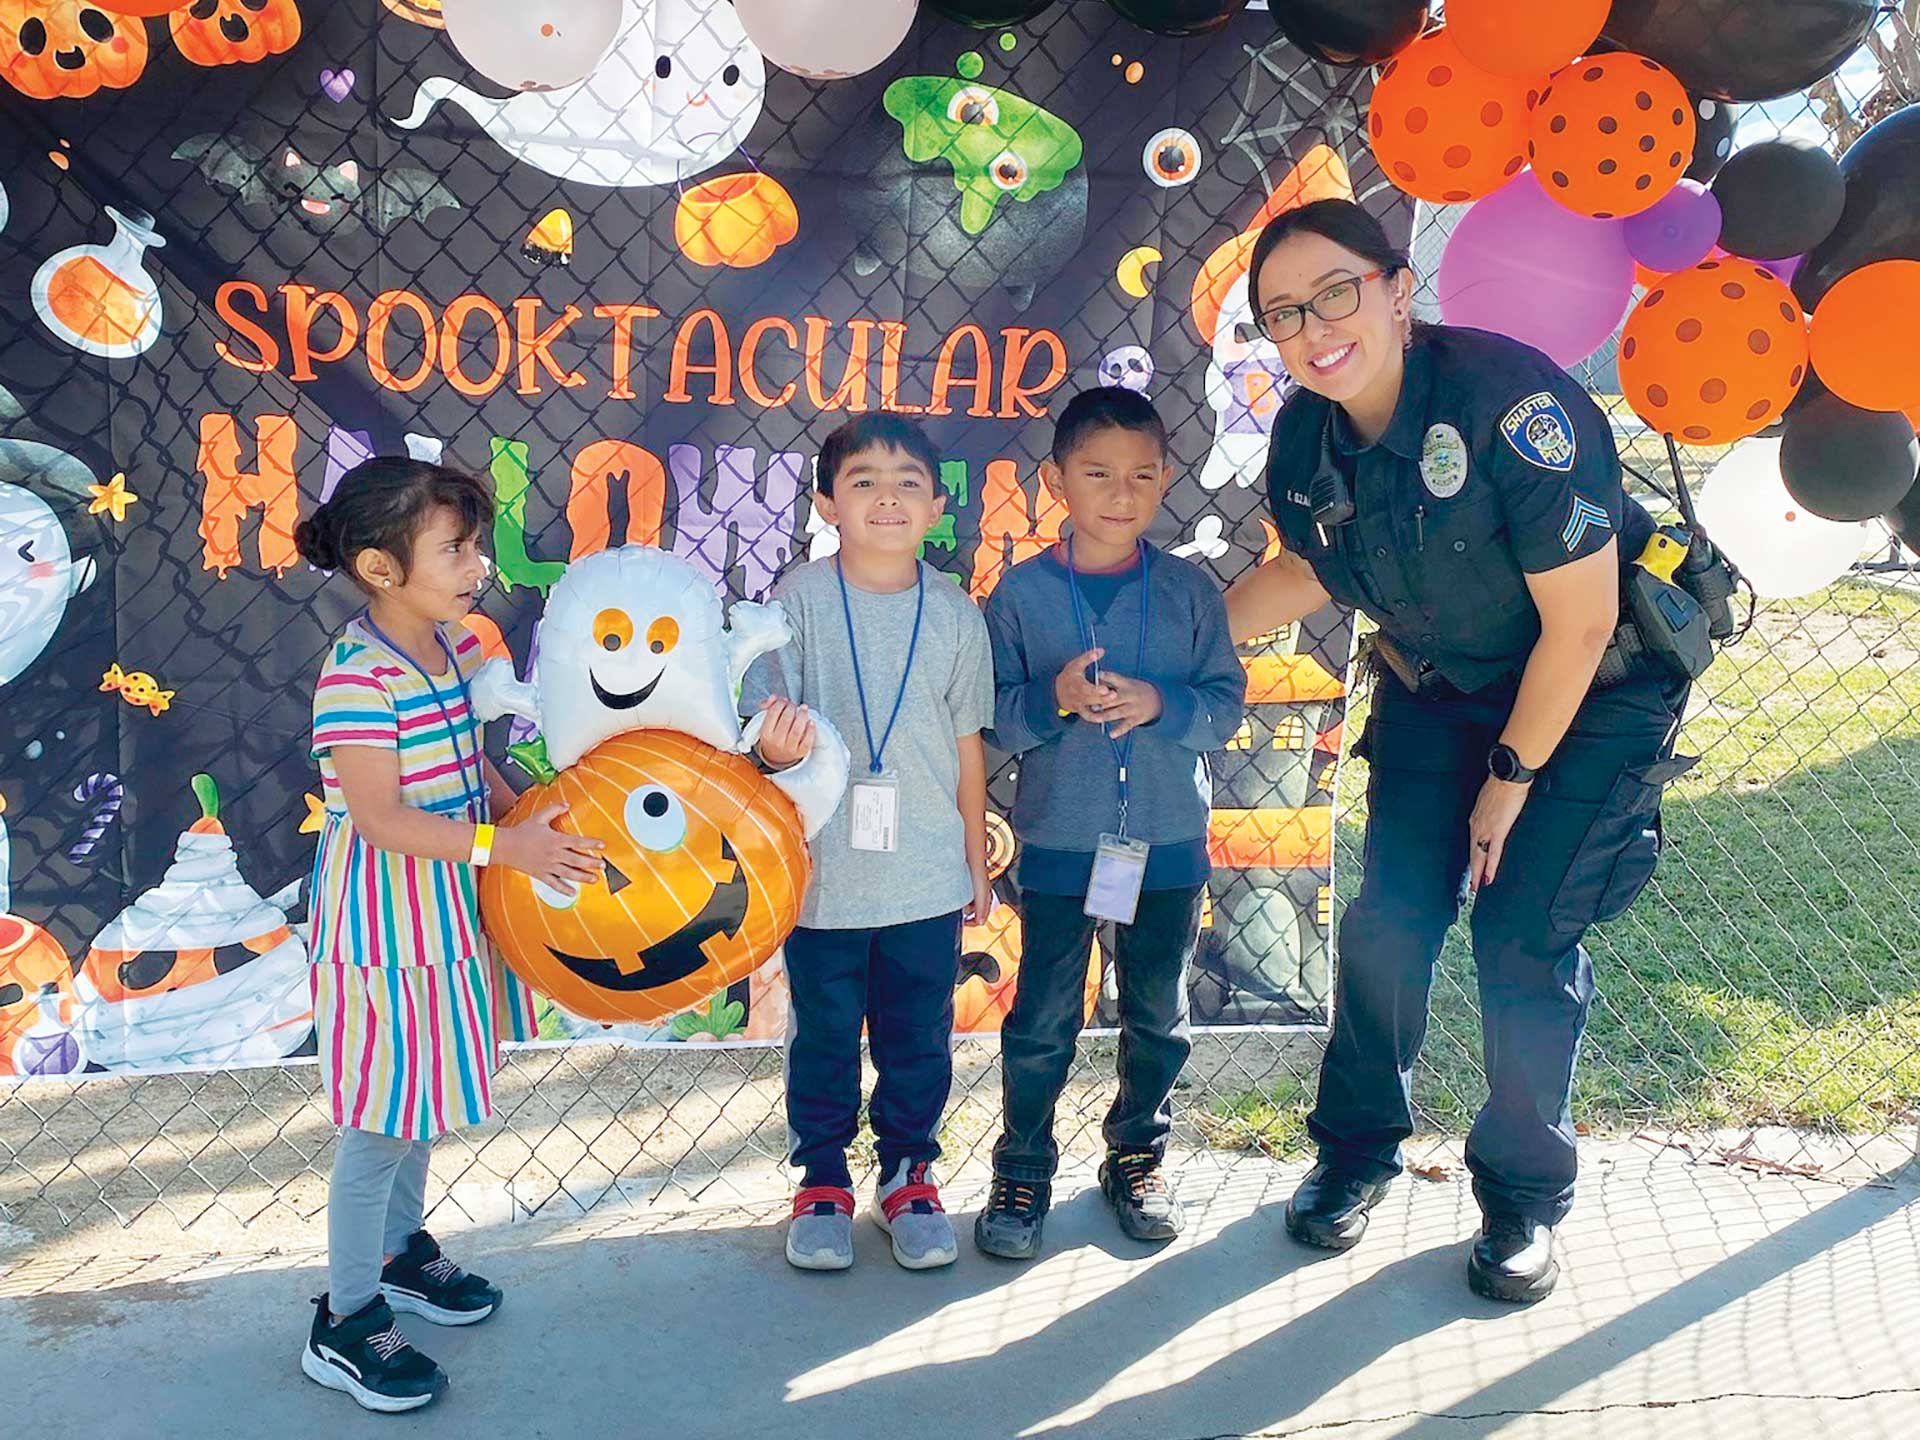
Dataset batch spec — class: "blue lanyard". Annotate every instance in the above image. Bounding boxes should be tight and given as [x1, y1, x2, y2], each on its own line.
[361, 616, 486, 821]
[836, 559, 925, 776]
[1064, 538, 1150, 835]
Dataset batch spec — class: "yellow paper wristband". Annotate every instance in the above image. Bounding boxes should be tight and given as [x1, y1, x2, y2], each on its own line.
[470, 822, 497, 867]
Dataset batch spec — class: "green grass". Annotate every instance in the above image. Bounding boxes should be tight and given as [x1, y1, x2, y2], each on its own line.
[1209, 579, 1920, 1153]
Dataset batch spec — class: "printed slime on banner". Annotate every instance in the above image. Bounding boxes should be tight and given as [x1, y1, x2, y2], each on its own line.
[883, 72, 1083, 236]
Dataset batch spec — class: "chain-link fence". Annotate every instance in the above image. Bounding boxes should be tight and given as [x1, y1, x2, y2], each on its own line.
[1, 2, 1917, 1244]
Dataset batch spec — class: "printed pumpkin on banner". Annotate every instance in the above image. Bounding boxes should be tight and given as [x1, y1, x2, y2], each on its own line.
[0, 0, 150, 100]
[674, 171, 799, 269]
[0, 792, 83, 1077]
[168, 0, 301, 66]
[73, 776, 312, 1072]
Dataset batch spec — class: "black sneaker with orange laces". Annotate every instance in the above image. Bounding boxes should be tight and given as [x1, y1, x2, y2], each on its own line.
[973, 1174, 1052, 1260]
[1100, 1149, 1184, 1243]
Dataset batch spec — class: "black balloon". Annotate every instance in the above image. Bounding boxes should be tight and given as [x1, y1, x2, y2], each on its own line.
[1887, 477, 1920, 554]
[1270, 0, 1427, 67]
[1107, 0, 1249, 36]
[1797, 105, 1920, 312]
[1780, 390, 1920, 523]
[1712, 140, 1846, 261]
[927, 0, 1055, 26]
[1683, 94, 1739, 183]
[1600, 0, 1877, 102]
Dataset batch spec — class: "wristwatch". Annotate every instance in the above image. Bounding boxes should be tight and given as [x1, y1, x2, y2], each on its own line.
[1488, 743, 1538, 784]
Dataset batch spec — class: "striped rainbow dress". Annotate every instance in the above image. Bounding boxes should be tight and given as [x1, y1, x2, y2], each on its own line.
[308, 620, 537, 1140]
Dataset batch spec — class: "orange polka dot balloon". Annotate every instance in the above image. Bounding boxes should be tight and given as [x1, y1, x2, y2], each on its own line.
[1529, 53, 1694, 219]
[1619, 259, 1811, 446]
[1368, 28, 1538, 205]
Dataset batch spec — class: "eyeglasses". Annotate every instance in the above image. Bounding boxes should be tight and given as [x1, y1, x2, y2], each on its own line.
[1255, 269, 1389, 343]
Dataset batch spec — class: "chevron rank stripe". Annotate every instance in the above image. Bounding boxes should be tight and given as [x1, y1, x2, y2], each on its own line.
[1562, 496, 1611, 553]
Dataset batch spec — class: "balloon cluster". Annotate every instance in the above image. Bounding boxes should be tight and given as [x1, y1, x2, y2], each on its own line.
[1345, 0, 1916, 555]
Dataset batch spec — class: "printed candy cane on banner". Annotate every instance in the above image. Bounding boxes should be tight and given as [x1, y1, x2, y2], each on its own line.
[67, 774, 123, 862]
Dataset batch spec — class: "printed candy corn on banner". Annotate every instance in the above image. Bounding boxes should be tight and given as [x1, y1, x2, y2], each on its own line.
[0, 0, 1390, 1075]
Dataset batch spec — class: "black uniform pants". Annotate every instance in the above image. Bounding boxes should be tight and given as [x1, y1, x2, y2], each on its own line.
[993, 886, 1204, 1183]
[1311, 667, 1690, 1226]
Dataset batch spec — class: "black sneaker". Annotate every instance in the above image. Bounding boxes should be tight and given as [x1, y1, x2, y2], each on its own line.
[380, 1229, 502, 1326]
[301, 1293, 448, 1413]
[1100, 1150, 1184, 1243]
[973, 1175, 1052, 1260]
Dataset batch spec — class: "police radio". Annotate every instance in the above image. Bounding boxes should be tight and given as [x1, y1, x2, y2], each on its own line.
[1308, 423, 1356, 540]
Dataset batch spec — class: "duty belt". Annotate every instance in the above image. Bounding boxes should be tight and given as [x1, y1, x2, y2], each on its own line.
[1367, 630, 1646, 698]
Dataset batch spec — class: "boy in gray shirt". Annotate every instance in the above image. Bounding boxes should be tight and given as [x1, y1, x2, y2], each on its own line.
[974, 388, 1246, 1261]
[742, 414, 993, 1274]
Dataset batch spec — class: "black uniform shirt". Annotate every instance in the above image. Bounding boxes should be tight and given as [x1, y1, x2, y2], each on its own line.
[1265, 325, 1653, 693]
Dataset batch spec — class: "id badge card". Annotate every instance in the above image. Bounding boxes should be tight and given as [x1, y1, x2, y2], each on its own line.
[848, 774, 900, 853]
[1085, 833, 1150, 925]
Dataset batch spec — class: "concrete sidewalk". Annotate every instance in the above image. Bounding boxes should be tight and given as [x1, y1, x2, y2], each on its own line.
[3, 1144, 1916, 1439]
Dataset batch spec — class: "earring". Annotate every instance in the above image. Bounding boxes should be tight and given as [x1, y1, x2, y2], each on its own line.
[382, 579, 391, 588]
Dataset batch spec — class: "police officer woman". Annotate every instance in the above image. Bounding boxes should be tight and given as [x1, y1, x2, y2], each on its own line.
[1225, 199, 1691, 1304]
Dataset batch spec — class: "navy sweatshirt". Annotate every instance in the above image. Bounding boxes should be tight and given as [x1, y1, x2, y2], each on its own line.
[984, 543, 1247, 894]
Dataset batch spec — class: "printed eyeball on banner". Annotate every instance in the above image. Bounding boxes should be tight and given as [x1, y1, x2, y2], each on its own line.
[442, 0, 622, 92]
[169, 0, 304, 68]
[0, 792, 84, 1077]
[1099, 345, 1153, 393]
[481, 731, 813, 1026]
[1142, 127, 1200, 188]
[74, 776, 312, 1073]
[0, 1, 150, 100]
[394, 0, 766, 189]
[0, 438, 99, 690]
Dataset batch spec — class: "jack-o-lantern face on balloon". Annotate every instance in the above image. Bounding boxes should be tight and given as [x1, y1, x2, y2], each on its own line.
[0, 1, 149, 100]
[481, 729, 810, 1025]
[169, 0, 300, 67]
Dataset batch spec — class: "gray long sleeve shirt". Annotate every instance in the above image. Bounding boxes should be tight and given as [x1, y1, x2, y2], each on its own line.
[984, 544, 1246, 889]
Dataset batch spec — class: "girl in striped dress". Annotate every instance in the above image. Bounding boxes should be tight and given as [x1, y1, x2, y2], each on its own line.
[293, 458, 604, 1413]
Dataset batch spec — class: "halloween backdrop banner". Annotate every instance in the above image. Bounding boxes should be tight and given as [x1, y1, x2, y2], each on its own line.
[0, 0, 1399, 1076]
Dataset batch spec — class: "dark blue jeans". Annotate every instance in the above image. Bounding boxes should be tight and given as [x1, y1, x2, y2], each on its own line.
[992, 886, 1204, 1183]
[783, 911, 961, 1189]
[1314, 668, 1689, 1226]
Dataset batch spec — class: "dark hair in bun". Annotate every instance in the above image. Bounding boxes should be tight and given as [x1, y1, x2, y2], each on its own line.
[294, 457, 492, 591]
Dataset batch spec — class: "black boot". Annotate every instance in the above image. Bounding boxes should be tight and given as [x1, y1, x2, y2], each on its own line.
[1284, 1162, 1392, 1251]
[1468, 1215, 1559, 1304]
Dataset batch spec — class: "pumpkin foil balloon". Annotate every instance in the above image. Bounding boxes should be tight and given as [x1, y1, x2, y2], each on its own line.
[483, 730, 814, 1025]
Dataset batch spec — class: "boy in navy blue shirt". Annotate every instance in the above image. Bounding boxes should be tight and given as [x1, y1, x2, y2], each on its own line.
[976, 388, 1246, 1259]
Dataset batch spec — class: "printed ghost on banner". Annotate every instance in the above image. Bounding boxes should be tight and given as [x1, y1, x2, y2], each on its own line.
[0, 404, 100, 691]
[394, 0, 768, 189]
[1189, 145, 1353, 491]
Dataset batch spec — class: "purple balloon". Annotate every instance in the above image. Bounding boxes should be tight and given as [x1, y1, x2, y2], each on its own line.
[1437, 172, 1636, 369]
[1623, 179, 1723, 274]
[1757, 252, 1805, 284]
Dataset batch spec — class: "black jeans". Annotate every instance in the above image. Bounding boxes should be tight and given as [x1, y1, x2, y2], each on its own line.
[1312, 668, 1689, 1226]
[784, 911, 961, 1189]
[992, 886, 1205, 1183]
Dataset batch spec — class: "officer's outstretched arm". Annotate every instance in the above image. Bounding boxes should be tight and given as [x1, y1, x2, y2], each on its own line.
[1225, 548, 1330, 645]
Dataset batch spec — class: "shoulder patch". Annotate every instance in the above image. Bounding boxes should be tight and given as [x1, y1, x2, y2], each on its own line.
[1499, 391, 1578, 474]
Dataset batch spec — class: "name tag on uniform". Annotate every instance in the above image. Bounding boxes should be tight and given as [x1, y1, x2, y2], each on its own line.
[848, 775, 899, 853]
[1085, 833, 1150, 925]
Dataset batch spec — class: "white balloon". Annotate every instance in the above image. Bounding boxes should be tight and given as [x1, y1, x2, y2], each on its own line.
[1695, 439, 1874, 600]
[736, 0, 915, 81]
[442, 0, 624, 93]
